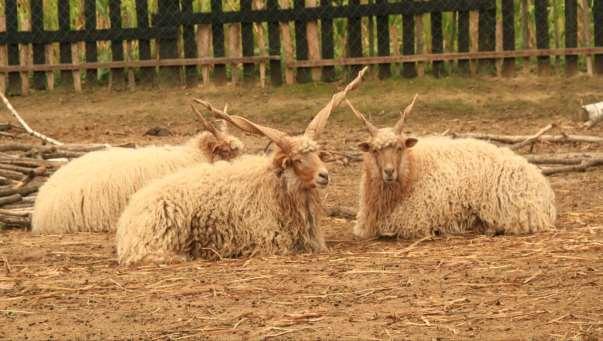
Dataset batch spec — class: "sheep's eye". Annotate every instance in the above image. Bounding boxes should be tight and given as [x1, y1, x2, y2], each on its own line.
[294, 159, 303, 164]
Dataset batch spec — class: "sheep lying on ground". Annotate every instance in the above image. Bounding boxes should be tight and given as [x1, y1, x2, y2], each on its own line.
[346, 95, 556, 239]
[32, 109, 244, 234]
[116, 67, 368, 265]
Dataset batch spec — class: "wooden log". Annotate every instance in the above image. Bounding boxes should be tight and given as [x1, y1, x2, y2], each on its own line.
[402, 14, 416, 78]
[541, 159, 603, 175]
[0, 183, 40, 197]
[0, 194, 21, 206]
[501, 0, 515, 76]
[267, 0, 283, 85]
[581, 101, 603, 128]
[318, 0, 335, 82]
[526, 152, 603, 164]
[450, 132, 603, 144]
[279, 0, 294, 84]
[0, 213, 29, 227]
[535, 0, 550, 75]
[375, 0, 390, 79]
[31, 0, 47, 90]
[5, 0, 21, 95]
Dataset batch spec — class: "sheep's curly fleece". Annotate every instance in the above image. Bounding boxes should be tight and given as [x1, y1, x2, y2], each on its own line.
[355, 137, 556, 239]
[32, 132, 242, 234]
[116, 154, 325, 265]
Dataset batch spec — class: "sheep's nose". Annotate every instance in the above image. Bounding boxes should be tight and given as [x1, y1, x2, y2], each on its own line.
[384, 168, 394, 176]
[317, 171, 330, 186]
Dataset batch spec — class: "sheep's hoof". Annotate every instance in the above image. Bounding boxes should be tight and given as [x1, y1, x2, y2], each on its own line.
[352, 225, 373, 239]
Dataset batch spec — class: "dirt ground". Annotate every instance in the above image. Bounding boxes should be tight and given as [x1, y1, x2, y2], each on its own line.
[1, 74, 602, 340]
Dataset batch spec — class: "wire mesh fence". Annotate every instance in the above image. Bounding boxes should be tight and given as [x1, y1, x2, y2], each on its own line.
[0, 0, 601, 95]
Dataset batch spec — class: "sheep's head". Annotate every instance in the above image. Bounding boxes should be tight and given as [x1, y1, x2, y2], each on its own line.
[191, 104, 244, 162]
[347, 95, 419, 183]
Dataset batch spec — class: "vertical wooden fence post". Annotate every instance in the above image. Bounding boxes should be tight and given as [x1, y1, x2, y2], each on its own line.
[0, 16, 6, 94]
[306, 0, 321, 81]
[534, 0, 550, 74]
[135, 0, 154, 85]
[402, 14, 416, 78]
[228, 22, 242, 84]
[31, 0, 46, 90]
[109, 0, 125, 89]
[347, 0, 362, 77]
[182, 0, 199, 85]
[157, 0, 181, 84]
[457, 10, 470, 74]
[5, 0, 21, 95]
[84, 0, 97, 86]
[502, 0, 515, 76]
[580, 0, 593, 75]
[241, 0, 256, 83]
[19, 19, 31, 96]
[431, 11, 444, 77]
[565, 0, 578, 75]
[58, 0, 73, 87]
[319, 0, 335, 82]
[415, 14, 425, 76]
[212, 0, 227, 84]
[478, 0, 496, 74]
[594, 0, 603, 74]
[294, 0, 311, 82]
[196, 23, 212, 85]
[375, 0, 390, 79]
[267, 0, 283, 85]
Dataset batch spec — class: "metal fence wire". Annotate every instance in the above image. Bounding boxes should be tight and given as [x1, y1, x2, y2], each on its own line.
[0, 0, 601, 95]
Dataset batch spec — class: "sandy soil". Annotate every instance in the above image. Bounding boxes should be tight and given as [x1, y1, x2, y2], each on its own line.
[0, 75, 602, 340]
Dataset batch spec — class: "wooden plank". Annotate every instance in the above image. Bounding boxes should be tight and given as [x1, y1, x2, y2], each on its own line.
[284, 48, 603, 67]
[84, 0, 98, 85]
[19, 18, 31, 96]
[579, 0, 593, 75]
[431, 11, 444, 77]
[535, 0, 550, 74]
[71, 43, 82, 93]
[135, 0, 154, 84]
[157, 0, 181, 84]
[415, 14, 425, 76]
[595, 0, 603, 73]
[58, 0, 73, 87]
[212, 0, 227, 84]
[347, 0, 363, 77]
[31, 0, 46, 90]
[478, 0, 496, 74]
[241, 0, 256, 82]
[228, 23, 242, 84]
[5, 0, 21, 95]
[182, 0, 199, 85]
[197, 24, 212, 86]
[457, 10, 470, 74]
[320, 0, 335, 82]
[267, 0, 283, 85]
[0, 56, 281, 73]
[44, 44, 55, 90]
[253, 0, 268, 87]
[501, 0, 515, 76]
[0, 16, 6, 94]
[294, 0, 311, 83]
[565, 0, 578, 75]
[376, 0, 390, 79]
[469, 10, 479, 75]
[306, 0, 321, 81]
[402, 14, 416, 78]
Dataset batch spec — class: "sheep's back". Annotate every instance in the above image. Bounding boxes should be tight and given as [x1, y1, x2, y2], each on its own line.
[32, 145, 206, 234]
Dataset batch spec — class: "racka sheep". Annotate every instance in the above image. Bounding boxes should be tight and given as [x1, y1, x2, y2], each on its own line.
[116, 67, 368, 265]
[32, 109, 244, 234]
[346, 95, 556, 239]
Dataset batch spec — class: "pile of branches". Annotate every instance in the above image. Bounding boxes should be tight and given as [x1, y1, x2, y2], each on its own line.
[0, 143, 112, 228]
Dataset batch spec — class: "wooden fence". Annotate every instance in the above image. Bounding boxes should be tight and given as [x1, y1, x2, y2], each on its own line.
[0, 0, 602, 96]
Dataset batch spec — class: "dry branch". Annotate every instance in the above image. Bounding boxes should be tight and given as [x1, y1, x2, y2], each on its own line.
[541, 159, 603, 175]
[0, 92, 63, 145]
[509, 123, 554, 150]
[449, 132, 603, 145]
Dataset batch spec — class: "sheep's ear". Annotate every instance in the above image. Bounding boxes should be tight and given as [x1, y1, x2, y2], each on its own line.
[304, 66, 369, 140]
[405, 138, 418, 148]
[358, 142, 371, 152]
